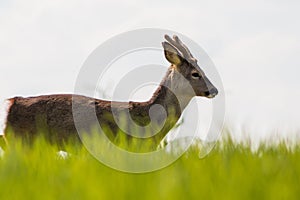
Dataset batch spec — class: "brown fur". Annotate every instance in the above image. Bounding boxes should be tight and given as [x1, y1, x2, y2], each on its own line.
[5, 67, 181, 147]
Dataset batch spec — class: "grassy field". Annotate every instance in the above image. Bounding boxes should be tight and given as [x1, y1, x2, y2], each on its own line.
[0, 136, 299, 200]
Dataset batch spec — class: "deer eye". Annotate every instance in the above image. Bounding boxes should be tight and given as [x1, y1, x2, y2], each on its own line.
[191, 72, 201, 79]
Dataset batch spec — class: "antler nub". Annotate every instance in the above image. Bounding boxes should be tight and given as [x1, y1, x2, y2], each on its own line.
[164, 34, 198, 64]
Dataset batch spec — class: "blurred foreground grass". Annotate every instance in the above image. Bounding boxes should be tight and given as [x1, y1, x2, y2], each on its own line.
[0, 135, 299, 200]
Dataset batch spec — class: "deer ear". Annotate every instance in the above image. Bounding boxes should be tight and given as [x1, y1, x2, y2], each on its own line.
[162, 42, 182, 66]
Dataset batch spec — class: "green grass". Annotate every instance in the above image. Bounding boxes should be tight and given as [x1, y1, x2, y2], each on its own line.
[0, 136, 299, 200]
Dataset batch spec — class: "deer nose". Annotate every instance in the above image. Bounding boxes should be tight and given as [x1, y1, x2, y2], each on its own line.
[210, 88, 218, 96]
[206, 88, 218, 98]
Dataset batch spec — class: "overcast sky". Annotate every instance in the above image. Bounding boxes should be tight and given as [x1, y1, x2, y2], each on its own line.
[1, 0, 300, 142]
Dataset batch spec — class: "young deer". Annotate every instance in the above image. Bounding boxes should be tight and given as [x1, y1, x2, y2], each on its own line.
[0, 35, 218, 151]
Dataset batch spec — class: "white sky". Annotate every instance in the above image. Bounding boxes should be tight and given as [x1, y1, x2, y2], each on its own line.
[1, 0, 300, 142]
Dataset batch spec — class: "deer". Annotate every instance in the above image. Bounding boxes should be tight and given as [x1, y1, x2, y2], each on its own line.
[0, 35, 218, 152]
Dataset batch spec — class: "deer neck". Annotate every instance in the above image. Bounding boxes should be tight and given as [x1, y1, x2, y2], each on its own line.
[149, 67, 193, 117]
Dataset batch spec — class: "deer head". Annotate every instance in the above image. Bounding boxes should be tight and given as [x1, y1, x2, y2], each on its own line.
[162, 35, 218, 106]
